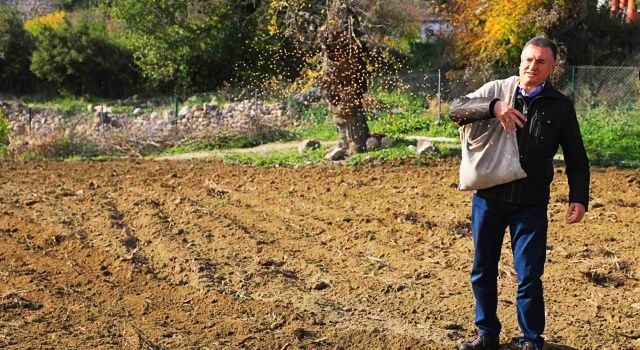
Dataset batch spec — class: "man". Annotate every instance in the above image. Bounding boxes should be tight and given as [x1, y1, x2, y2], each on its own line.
[449, 37, 590, 350]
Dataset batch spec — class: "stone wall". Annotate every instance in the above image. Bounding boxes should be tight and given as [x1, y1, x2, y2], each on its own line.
[1, 99, 292, 153]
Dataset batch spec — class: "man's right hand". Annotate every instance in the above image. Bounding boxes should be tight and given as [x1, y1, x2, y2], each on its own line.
[493, 100, 527, 131]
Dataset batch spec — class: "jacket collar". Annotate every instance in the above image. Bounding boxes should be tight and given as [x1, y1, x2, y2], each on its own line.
[517, 79, 560, 99]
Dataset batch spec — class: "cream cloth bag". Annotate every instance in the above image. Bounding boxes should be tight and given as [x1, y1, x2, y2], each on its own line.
[458, 76, 527, 191]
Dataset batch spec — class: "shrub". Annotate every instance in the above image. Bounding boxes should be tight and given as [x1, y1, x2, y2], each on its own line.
[0, 6, 36, 94]
[0, 109, 9, 146]
[107, 0, 260, 94]
[30, 17, 140, 98]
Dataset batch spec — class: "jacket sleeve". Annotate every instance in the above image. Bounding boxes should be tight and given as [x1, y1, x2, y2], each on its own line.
[449, 96, 499, 126]
[448, 80, 499, 126]
[560, 101, 590, 211]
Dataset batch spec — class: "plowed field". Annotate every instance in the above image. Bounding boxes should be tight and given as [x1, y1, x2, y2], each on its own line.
[1, 159, 638, 350]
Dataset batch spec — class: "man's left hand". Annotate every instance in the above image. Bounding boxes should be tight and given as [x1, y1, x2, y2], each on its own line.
[566, 203, 586, 224]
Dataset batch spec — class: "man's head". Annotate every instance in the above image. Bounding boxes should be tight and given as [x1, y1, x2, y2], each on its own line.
[519, 36, 557, 90]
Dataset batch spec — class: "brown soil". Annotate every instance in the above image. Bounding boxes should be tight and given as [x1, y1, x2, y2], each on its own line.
[1, 158, 638, 350]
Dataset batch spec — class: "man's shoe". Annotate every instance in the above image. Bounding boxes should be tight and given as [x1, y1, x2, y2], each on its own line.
[459, 333, 500, 350]
[519, 341, 540, 350]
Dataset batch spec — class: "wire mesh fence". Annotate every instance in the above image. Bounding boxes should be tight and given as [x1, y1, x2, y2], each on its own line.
[376, 66, 640, 116]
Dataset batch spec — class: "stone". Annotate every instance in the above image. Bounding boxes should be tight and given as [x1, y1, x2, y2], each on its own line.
[413, 139, 436, 155]
[380, 136, 394, 149]
[178, 106, 190, 117]
[365, 137, 380, 151]
[133, 108, 142, 115]
[312, 280, 331, 290]
[298, 140, 321, 153]
[325, 147, 346, 161]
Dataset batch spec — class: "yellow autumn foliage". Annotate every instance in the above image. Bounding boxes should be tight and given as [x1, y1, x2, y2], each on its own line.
[24, 10, 66, 34]
[450, 0, 560, 67]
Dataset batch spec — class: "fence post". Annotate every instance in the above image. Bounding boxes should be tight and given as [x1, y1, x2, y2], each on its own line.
[27, 107, 32, 133]
[571, 66, 576, 102]
[100, 106, 104, 133]
[174, 96, 180, 125]
[437, 69, 442, 122]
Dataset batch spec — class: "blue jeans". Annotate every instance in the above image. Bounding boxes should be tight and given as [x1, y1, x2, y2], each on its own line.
[470, 195, 548, 347]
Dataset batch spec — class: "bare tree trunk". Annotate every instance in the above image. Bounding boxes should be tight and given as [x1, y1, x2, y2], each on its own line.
[321, 0, 370, 154]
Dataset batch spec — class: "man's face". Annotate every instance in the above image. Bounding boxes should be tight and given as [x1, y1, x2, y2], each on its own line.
[519, 45, 556, 88]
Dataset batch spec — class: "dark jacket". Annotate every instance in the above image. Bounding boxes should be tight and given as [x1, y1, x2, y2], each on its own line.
[449, 80, 590, 210]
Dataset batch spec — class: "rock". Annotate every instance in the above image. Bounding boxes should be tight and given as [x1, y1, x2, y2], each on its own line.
[298, 139, 321, 153]
[206, 103, 220, 114]
[133, 108, 142, 115]
[391, 107, 405, 114]
[591, 199, 605, 209]
[365, 137, 380, 151]
[415, 139, 436, 155]
[380, 136, 394, 149]
[325, 148, 346, 161]
[87, 104, 93, 112]
[178, 106, 190, 117]
[312, 280, 331, 290]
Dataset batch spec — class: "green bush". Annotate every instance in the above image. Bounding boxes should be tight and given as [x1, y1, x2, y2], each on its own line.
[107, 0, 261, 94]
[0, 6, 36, 94]
[0, 109, 9, 146]
[30, 18, 139, 98]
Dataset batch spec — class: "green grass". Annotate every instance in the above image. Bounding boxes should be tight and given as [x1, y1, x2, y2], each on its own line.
[366, 90, 458, 137]
[293, 123, 338, 141]
[222, 147, 327, 167]
[160, 130, 297, 155]
[290, 92, 458, 142]
[220, 138, 453, 167]
[579, 106, 640, 167]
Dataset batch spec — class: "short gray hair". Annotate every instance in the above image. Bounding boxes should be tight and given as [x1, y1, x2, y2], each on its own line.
[523, 36, 558, 61]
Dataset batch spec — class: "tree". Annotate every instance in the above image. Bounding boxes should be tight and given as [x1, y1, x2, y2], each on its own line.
[103, 0, 259, 93]
[0, 6, 35, 94]
[30, 17, 139, 97]
[320, 1, 369, 153]
[267, 0, 427, 154]
[548, 0, 640, 65]
[448, 0, 560, 69]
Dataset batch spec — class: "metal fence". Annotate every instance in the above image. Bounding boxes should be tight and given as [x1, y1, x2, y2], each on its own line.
[380, 66, 640, 115]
